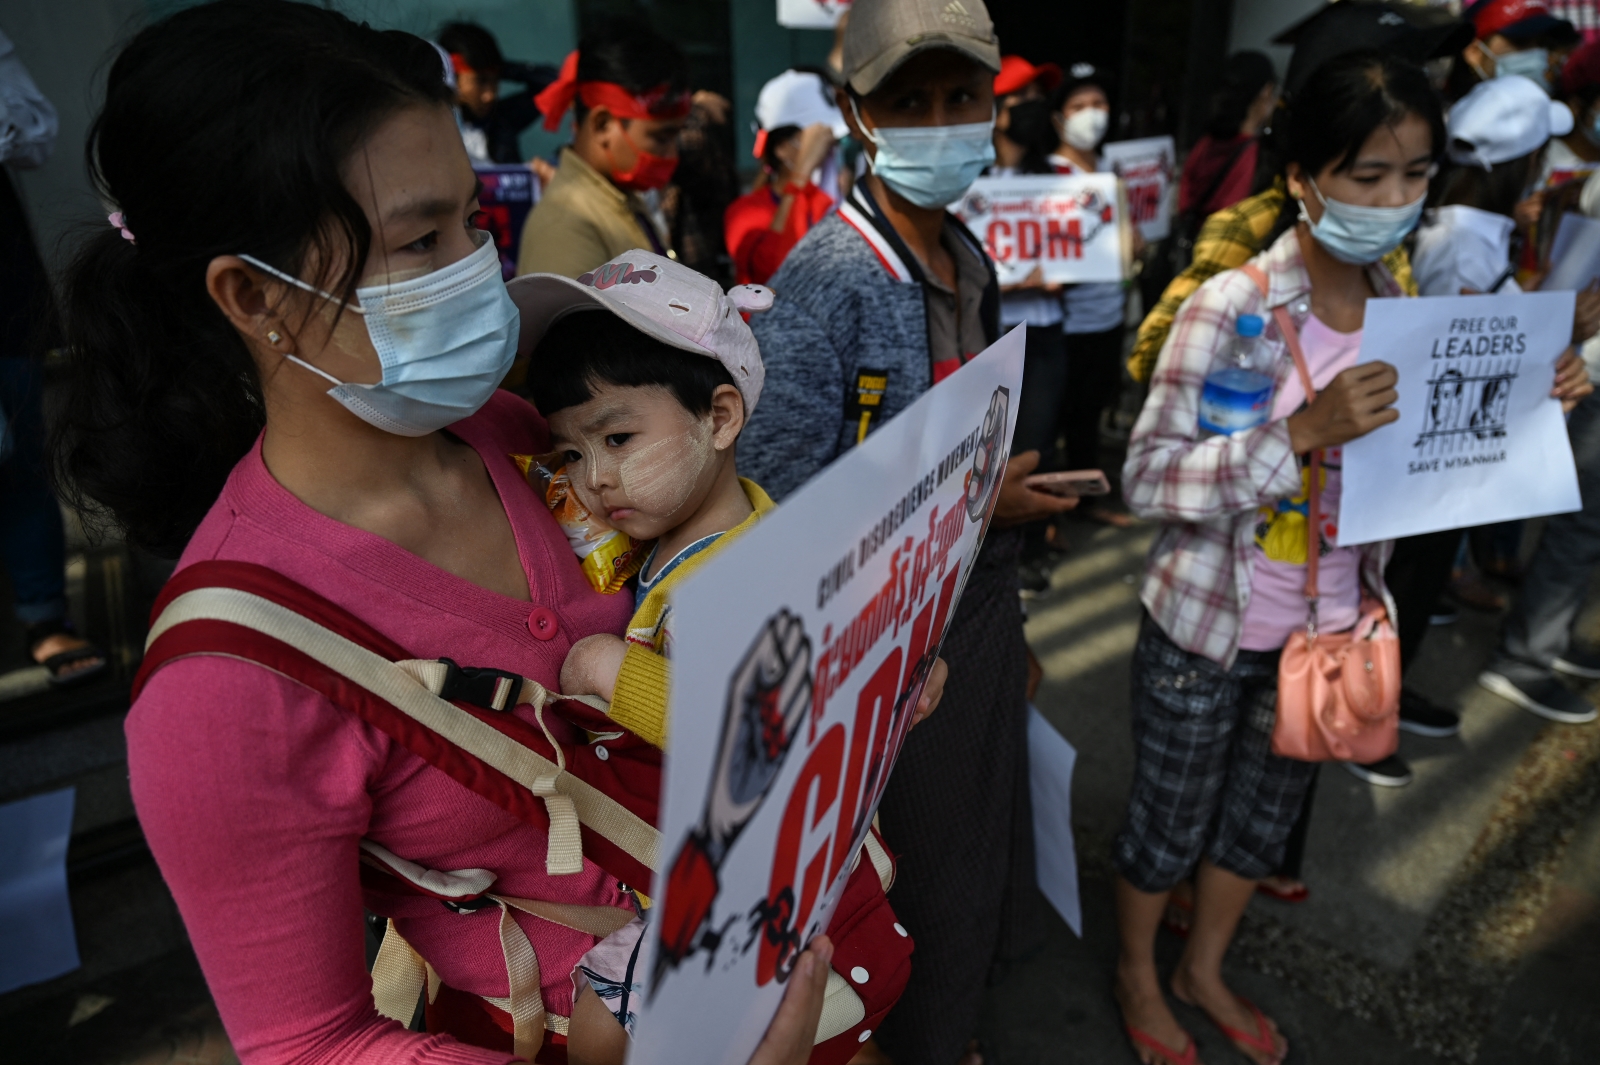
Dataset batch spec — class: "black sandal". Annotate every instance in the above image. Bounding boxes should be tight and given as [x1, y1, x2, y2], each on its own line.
[25, 620, 109, 688]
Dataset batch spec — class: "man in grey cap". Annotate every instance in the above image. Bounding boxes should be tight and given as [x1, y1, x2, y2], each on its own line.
[741, 1, 1077, 1062]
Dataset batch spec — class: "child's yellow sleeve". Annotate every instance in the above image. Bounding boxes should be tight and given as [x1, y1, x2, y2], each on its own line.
[607, 646, 669, 749]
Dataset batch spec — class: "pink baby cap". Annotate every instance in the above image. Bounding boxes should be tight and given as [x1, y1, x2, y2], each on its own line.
[508, 250, 774, 415]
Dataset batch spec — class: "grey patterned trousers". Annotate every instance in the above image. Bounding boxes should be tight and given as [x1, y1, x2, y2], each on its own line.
[1114, 612, 1317, 893]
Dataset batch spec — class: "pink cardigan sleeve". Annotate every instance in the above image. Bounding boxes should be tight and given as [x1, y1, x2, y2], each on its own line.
[127, 657, 516, 1065]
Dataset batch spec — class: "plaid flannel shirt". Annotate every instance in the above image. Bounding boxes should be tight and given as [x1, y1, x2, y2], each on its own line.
[1129, 183, 1417, 382]
[1123, 228, 1400, 667]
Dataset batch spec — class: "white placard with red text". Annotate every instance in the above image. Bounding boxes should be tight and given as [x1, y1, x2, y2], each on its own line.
[954, 174, 1124, 285]
[776, 0, 851, 28]
[1102, 136, 1175, 242]
[629, 327, 1025, 1065]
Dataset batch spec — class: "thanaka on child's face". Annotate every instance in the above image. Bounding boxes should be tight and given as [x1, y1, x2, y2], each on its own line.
[548, 381, 745, 544]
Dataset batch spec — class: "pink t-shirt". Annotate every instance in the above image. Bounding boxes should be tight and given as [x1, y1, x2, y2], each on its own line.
[1238, 313, 1364, 651]
[126, 391, 636, 1065]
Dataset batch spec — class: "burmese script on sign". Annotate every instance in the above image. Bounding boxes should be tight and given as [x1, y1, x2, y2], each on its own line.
[630, 328, 1026, 1065]
[1102, 136, 1175, 242]
[954, 173, 1125, 285]
[1338, 293, 1580, 545]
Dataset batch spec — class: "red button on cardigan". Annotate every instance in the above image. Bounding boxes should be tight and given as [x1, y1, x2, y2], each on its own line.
[527, 606, 559, 640]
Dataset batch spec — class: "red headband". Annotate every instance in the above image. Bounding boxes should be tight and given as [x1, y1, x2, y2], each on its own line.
[448, 53, 473, 77]
[534, 50, 692, 131]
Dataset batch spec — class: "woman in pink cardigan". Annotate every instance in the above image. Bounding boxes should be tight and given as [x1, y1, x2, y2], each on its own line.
[50, 3, 832, 1063]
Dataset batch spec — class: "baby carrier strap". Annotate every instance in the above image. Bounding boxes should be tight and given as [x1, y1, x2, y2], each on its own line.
[135, 559, 662, 890]
[360, 839, 635, 1061]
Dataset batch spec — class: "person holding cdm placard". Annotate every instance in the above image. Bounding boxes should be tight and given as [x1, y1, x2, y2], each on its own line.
[1115, 51, 1591, 1065]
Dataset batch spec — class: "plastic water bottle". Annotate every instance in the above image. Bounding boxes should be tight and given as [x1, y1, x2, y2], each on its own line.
[1198, 314, 1274, 435]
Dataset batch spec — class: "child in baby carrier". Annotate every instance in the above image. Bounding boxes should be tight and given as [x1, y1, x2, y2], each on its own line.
[513, 251, 928, 1063]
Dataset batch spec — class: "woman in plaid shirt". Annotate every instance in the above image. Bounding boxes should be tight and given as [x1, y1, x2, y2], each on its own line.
[1110, 54, 1438, 1065]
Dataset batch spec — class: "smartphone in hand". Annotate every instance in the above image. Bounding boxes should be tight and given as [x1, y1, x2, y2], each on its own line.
[1024, 469, 1111, 498]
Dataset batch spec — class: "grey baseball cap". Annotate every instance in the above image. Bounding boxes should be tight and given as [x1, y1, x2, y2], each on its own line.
[840, 0, 1002, 96]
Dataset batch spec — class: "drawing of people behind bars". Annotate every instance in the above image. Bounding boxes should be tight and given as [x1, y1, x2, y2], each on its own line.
[1418, 357, 1518, 455]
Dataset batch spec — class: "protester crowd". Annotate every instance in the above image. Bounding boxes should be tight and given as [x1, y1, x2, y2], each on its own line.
[5, 0, 1600, 1063]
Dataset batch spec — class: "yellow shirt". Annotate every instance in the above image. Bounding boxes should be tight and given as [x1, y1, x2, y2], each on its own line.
[516, 147, 670, 278]
[606, 479, 777, 749]
[1129, 183, 1417, 383]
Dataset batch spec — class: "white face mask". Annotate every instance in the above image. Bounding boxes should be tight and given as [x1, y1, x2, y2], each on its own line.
[1298, 177, 1426, 264]
[1062, 106, 1109, 151]
[242, 233, 519, 436]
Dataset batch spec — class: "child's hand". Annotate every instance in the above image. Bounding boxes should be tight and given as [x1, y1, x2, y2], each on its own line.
[568, 984, 628, 1065]
[911, 657, 949, 729]
[561, 634, 628, 701]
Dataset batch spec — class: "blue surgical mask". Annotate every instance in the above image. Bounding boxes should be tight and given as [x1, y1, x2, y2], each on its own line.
[242, 232, 518, 436]
[1495, 48, 1551, 92]
[849, 96, 995, 209]
[1298, 178, 1426, 265]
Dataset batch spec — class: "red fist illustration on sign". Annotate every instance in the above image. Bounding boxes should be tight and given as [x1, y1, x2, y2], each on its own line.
[653, 608, 813, 992]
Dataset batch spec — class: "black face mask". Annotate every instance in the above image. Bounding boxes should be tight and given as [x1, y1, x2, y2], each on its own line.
[1003, 99, 1057, 157]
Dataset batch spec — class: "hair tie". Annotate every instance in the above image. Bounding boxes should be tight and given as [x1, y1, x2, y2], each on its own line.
[108, 211, 135, 244]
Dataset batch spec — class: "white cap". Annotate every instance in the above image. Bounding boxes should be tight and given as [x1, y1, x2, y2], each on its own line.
[509, 251, 774, 415]
[1447, 75, 1573, 170]
[754, 70, 848, 155]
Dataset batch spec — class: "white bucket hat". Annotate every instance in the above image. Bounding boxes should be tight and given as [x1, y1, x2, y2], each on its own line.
[1447, 74, 1574, 170]
[509, 251, 774, 415]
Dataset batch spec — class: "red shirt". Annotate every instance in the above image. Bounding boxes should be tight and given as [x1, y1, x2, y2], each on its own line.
[724, 180, 835, 286]
[1178, 135, 1258, 217]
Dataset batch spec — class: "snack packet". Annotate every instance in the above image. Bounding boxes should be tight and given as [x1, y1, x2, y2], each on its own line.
[512, 453, 650, 594]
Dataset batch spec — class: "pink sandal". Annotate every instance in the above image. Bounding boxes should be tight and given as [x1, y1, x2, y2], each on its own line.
[1125, 1024, 1198, 1065]
[1201, 996, 1284, 1065]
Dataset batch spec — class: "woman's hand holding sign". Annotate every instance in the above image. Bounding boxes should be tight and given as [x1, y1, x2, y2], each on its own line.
[1552, 347, 1594, 413]
[912, 657, 949, 729]
[1286, 361, 1400, 453]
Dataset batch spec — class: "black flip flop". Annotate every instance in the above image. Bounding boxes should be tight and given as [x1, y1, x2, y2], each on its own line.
[26, 621, 109, 688]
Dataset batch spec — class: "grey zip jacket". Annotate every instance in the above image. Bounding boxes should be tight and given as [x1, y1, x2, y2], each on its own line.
[743, 183, 1000, 501]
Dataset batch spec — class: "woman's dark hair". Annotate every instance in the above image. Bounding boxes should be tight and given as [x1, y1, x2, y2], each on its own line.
[1050, 68, 1113, 113]
[51, 0, 453, 557]
[1433, 152, 1543, 218]
[437, 22, 504, 76]
[1205, 50, 1276, 140]
[1262, 50, 1445, 244]
[573, 20, 689, 122]
[760, 125, 802, 171]
[528, 310, 737, 419]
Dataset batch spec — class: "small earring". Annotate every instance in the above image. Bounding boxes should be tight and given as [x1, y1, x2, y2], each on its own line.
[266, 331, 282, 344]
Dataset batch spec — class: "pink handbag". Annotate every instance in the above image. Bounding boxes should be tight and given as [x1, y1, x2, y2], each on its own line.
[1240, 265, 1401, 763]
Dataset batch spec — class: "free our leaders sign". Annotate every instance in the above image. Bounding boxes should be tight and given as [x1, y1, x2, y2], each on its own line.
[954, 173, 1126, 286]
[629, 327, 1026, 1065]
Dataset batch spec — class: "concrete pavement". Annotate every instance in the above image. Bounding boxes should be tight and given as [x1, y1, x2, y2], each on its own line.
[983, 516, 1600, 1064]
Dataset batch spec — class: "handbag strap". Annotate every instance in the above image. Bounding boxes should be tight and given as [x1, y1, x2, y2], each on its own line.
[1239, 264, 1323, 630]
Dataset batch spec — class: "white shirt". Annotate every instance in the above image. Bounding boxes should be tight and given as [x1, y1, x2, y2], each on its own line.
[1411, 205, 1521, 297]
[1048, 153, 1127, 334]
